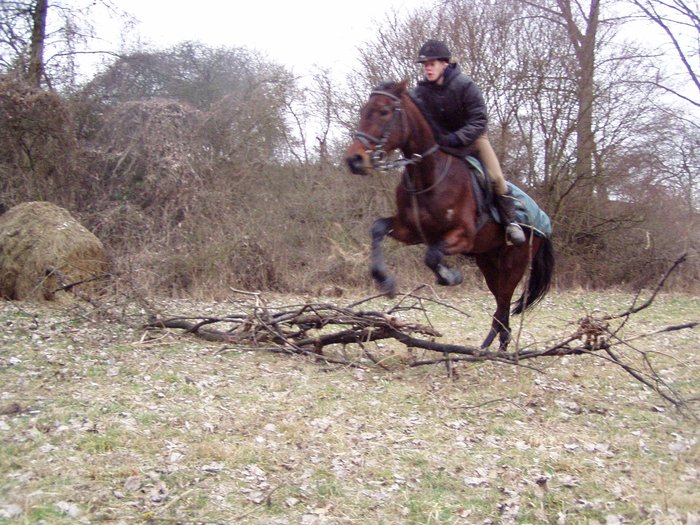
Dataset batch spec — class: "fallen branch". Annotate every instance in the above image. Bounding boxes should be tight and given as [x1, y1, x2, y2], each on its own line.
[145, 257, 697, 415]
[146, 293, 696, 410]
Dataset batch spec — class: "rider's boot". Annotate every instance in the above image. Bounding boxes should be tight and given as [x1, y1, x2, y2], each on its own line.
[496, 191, 526, 246]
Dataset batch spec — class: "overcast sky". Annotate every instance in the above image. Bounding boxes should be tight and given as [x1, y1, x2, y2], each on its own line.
[72, 0, 697, 110]
[89, 0, 428, 79]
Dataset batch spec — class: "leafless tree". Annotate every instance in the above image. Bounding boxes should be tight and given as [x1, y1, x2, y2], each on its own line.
[281, 69, 341, 166]
[627, 0, 700, 108]
[1, 1, 43, 82]
[519, 0, 611, 202]
[1, 0, 130, 89]
[26, 0, 47, 87]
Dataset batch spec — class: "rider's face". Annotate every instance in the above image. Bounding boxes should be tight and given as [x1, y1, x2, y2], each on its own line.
[421, 59, 449, 83]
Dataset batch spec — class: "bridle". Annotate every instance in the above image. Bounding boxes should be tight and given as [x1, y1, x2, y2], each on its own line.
[353, 89, 439, 172]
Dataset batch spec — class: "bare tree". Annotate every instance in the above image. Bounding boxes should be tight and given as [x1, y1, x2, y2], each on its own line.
[355, 6, 436, 89]
[26, 0, 47, 87]
[0, 0, 128, 89]
[1, 1, 38, 77]
[309, 70, 335, 165]
[280, 69, 340, 166]
[520, 0, 607, 201]
[628, 0, 700, 107]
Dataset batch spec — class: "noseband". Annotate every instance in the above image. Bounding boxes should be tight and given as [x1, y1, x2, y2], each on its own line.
[353, 89, 438, 171]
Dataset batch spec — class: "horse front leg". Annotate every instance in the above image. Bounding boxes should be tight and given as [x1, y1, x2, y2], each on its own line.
[370, 217, 398, 297]
[424, 242, 463, 287]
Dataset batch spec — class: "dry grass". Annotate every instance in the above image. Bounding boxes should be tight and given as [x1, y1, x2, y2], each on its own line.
[0, 290, 698, 524]
[0, 202, 107, 302]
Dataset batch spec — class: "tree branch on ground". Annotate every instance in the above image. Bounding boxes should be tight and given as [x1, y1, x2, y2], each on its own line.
[145, 256, 697, 416]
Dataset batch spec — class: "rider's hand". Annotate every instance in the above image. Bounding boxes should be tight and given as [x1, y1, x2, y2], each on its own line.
[437, 132, 461, 147]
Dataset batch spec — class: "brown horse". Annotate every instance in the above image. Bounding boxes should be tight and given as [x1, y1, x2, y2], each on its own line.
[345, 80, 554, 351]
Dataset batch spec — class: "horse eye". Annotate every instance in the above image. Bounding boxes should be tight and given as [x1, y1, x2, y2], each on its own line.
[379, 108, 392, 117]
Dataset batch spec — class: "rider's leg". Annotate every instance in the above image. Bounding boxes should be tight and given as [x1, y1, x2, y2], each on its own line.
[474, 135, 525, 246]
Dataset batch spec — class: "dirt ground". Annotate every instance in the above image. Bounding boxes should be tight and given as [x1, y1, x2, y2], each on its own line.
[1, 289, 698, 524]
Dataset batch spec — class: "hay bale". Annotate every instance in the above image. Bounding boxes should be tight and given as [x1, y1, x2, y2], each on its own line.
[0, 201, 108, 301]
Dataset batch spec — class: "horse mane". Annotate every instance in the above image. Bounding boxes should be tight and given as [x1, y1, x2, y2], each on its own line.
[373, 80, 439, 142]
[373, 80, 409, 98]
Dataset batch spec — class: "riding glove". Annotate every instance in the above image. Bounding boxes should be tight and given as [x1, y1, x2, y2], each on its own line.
[437, 132, 461, 147]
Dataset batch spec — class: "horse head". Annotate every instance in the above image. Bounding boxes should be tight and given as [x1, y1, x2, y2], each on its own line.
[345, 80, 416, 176]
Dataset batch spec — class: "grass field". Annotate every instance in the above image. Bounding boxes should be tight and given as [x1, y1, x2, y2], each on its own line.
[1, 289, 698, 524]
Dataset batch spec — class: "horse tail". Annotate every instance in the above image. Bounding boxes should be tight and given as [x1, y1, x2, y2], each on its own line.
[512, 236, 555, 315]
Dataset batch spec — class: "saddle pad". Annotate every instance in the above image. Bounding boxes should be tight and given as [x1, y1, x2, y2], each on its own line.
[508, 182, 553, 238]
[464, 155, 552, 237]
[464, 155, 552, 238]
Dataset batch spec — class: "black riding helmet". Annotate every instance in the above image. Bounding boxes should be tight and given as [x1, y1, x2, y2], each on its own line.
[415, 39, 451, 63]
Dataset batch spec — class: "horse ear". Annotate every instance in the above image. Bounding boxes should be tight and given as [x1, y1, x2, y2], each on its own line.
[398, 79, 409, 93]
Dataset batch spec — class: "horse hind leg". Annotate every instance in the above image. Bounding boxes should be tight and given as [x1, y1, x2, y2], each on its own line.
[480, 308, 511, 351]
[498, 324, 511, 351]
[476, 254, 513, 351]
[489, 248, 535, 351]
[370, 218, 397, 297]
[425, 243, 463, 286]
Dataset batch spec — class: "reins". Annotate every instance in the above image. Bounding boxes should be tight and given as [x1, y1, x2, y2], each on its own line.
[374, 144, 440, 172]
[401, 154, 452, 195]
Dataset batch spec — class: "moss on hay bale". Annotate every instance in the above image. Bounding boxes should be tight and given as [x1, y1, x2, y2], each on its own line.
[0, 201, 108, 301]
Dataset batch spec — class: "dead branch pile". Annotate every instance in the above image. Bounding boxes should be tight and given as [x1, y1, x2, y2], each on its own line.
[147, 293, 441, 360]
[0, 201, 109, 301]
[146, 256, 697, 414]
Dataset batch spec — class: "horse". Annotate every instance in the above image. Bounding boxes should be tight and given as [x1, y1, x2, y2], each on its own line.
[344, 80, 554, 351]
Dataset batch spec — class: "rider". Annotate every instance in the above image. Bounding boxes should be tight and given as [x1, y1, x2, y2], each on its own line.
[411, 39, 526, 246]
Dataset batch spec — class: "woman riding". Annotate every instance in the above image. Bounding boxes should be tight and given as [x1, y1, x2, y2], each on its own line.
[411, 39, 526, 246]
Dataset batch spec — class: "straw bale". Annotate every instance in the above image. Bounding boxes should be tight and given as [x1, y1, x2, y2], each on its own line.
[0, 201, 108, 301]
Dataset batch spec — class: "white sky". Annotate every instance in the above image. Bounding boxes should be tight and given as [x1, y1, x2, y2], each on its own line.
[73, 1, 696, 110]
[91, 0, 428, 79]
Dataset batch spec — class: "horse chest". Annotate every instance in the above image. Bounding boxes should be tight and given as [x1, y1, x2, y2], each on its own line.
[400, 202, 458, 236]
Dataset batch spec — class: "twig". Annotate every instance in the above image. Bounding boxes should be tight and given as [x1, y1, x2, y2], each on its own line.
[606, 253, 687, 320]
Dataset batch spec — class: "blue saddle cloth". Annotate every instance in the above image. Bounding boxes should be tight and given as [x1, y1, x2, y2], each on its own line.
[465, 156, 552, 238]
[508, 182, 553, 238]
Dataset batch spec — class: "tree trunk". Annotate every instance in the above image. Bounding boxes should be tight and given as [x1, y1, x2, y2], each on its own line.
[556, 0, 600, 199]
[28, 0, 48, 87]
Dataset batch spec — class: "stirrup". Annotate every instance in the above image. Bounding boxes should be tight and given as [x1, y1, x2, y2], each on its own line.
[506, 223, 526, 246]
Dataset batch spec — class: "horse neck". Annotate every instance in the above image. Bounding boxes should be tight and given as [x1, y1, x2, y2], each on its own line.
[401, 98, 440, 190]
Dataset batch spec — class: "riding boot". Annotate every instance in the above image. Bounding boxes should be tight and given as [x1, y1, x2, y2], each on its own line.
[496, 191, 526, 245]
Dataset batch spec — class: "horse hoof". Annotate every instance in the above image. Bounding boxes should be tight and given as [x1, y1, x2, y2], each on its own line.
[436, 267, 463, 287]
[379, 276, 397, 298]
[480, 330, 497, 349]
[498, 335, 511, 352]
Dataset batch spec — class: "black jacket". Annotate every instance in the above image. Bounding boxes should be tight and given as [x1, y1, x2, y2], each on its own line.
[411, 63, 488, 157]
